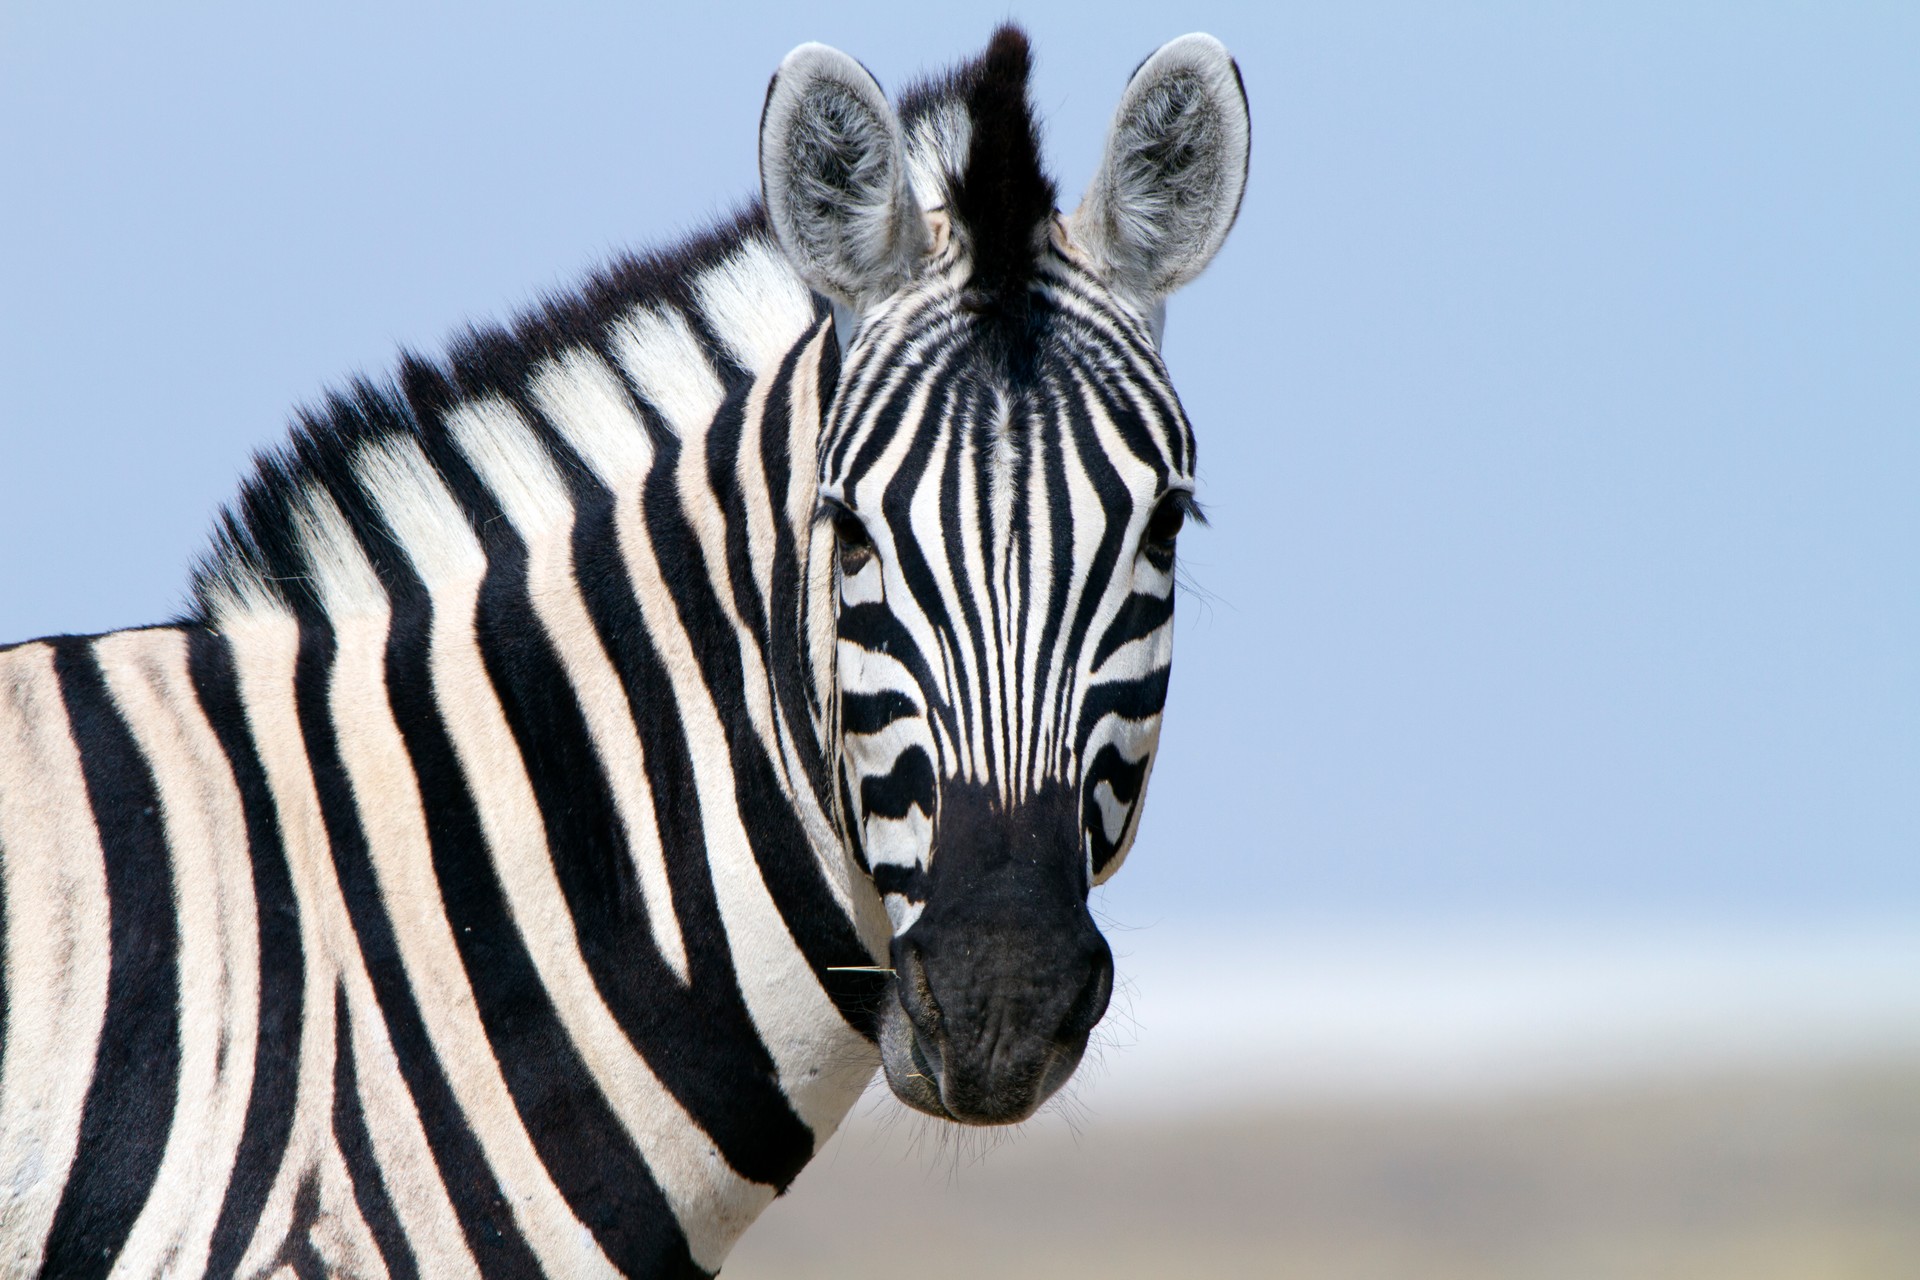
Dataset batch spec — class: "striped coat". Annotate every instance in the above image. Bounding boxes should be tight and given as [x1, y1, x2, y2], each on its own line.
[0, 25, 1249, 1279]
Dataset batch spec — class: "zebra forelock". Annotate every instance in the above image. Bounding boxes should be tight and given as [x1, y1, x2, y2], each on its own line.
[897, 26, 1057, 313]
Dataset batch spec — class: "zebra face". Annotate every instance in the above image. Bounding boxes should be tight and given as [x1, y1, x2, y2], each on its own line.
[820, 273, 1196, 918]
[764, 29, 1247, 1122]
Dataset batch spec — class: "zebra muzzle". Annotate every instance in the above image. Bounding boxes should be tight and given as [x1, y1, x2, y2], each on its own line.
[878, 922, 1114, 1124]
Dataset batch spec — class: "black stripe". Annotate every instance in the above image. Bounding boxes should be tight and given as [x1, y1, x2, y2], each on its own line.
[860, 746, 937, 823]
[824, 293, 952, 480]
[333, 985, 418, 1280]
[837, 604, 943, 700]
[872, 367, 970, 750]
[1028, 370, 1077, 774]
[320, 420, 711, 1268]
[1088, 589, 1175, 673]
[643, 427, 892, 1044]
[293, 616, 546, 1277]
[41, 637, 182, 1277]
[841, 690, 921, 737]
[190, 630, 309, 1280]
[1083, 742, 1155, 877]
[486, 426, 816, 1192]
[385, 505, 699, 1276]
[1049, 372, 1137, 760]
[870, 862, 931, 902]
[722, 332, 836, 803]
[931, 380, 988, 765]
[1074, 667, 1174, 758]
[838, 770, 869, 873]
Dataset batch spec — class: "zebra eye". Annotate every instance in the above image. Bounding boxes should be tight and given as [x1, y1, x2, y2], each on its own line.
[1144, 493, 1189, 548]
[833, 506, 875, 572]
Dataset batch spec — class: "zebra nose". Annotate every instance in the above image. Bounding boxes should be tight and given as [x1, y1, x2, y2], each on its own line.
[893, 928, 1113, 1051]
[883, 922, 1116, 1123]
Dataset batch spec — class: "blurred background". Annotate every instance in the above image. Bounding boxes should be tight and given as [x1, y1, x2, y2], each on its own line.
[4, 3, 1916, 1275]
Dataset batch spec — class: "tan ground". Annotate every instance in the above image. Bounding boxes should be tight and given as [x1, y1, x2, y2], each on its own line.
[725, 1061, 1920, 1279]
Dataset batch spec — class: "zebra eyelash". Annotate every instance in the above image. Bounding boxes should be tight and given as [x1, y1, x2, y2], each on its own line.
[1159, 490, 1207, 526]
[815, 497, 877, 563]
[813, 497, 867, 532]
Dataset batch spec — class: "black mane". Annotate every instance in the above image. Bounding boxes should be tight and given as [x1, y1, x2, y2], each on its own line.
[187, 204, 790, 625]
[189, 27, 1058, 626]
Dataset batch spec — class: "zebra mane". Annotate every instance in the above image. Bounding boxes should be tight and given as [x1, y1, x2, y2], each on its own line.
[897, 25, 1058, 311]
[189, 26, 1057, 629]
[188, 204, 824, 627]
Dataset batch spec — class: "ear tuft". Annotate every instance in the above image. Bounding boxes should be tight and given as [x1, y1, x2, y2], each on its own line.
[1071, 33, 1250, 305]
[761, 44, 928, 309]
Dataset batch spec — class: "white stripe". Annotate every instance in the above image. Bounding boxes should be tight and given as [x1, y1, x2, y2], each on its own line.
[217, 610, 454, 1279]
[693, 236, 817, 374]
[361, 429, 776, 1268]
[405, 412, 689, 982]
[837, 557, 884, 607]
[295, 486, 386, 620]
[314, 539, 620, 1277]
[1039, 272, 1183, 460]
[855, 361, 970, 776]
[786, 328, 847, 768]
[944, 402, 993, 781]
[241, 470, 479, 1270]
[709, 348, 852, 895]
[345, 983, 481, 1277]
[862, 810, 931, 872]
[536, 348, 657, 489]
[823, 302, 953, 486]
[593, 405, 880, 1141]
[610, 305, 726, 439]
[0, 643, 112, 1274]
[1017, 402, 1054, 796]
[1069, 371, 1166, 707]
[544, 340, 883, 996]
[671, 366, 851, 915]
[1087, 627, 1173, 684]
[983, 395, 1021, 795]
[92, 629, 260, 1280]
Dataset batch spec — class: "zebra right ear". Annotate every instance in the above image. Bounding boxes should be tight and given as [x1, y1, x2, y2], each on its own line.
[761, 43, 930, 314]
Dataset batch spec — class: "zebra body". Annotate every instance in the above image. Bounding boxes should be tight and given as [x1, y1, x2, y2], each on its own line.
[0, 27, 1248, 1278]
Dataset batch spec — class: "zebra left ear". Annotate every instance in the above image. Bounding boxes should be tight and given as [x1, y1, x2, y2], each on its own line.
[761, 43, 930, 313]
[1068, 34, 1250, 309]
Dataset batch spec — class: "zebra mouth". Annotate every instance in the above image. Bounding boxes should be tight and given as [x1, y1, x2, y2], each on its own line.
[878, 1012, 959, 1121]
[876, 973, 1096, 1125]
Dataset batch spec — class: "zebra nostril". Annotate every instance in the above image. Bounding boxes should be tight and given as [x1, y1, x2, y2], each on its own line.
[1060, 940, 1115, 1043]
[892, 938, 945, 1044]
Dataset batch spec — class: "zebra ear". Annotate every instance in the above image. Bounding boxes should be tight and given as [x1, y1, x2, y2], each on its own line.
[1069, 33, 1250, 307]
[761, 43, 929, 311]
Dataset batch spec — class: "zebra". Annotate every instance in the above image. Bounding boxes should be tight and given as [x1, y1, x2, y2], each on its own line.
[0, 24, 1248, 1279]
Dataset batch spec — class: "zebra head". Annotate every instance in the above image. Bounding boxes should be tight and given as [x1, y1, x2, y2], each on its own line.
[762, 28, 1248, 1123]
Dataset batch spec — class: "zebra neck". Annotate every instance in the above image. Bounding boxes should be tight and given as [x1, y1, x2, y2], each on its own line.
[653, 310, 854, 886]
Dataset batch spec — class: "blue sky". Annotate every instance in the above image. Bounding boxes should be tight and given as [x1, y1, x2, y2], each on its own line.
[2, 3, 1914, 925]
